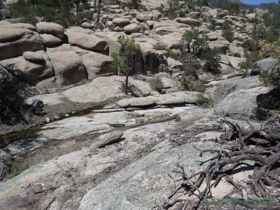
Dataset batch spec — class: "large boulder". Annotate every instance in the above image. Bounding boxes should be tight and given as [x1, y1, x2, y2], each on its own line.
[246, 13, 256, 22]
[167, 57, 183, 69]
[136, 13, 152, 21]
[49, 51, 87, 87]
[176, 17, 201, 26]
[61, 76, 126, 103]
[228, 56, 246, 69]
[65, 31, 108, 52]
[208, 32, 230, 53]
[72, 47, 114, 79]
[251, 57, 279, 76]
[206, 76, 270, 118]
[36, 22, 64, 39]
[123, 23, 141, 33]
[81, 22, 93, 29]
[112, 18, 130, 26]
[0, 28, 44, 60]
[39, 34, 62, 47]
[0, 51, 54, 82]
[128, 77, 151, 97]
[151, 10, 162, 19]
[23, 50, 48, 62]
[0, 23, 36, 31]
[108, 14, 122, 21]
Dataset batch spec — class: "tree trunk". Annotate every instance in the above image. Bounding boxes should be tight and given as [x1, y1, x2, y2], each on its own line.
[96, 0, 101, 23]
[75, 3, 79, 15]
[125, 71, 128, 95]
[94, 0, 96, 9]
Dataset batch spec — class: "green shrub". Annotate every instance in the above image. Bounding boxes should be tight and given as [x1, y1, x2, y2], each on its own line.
[207, 16, 216, 31]
[259, 69, 280, 90]
[141, 26, 147, 33]
[131, 13, 137, 18]
[221, 20, 234, 42]
[242, 40, 259, 52]
[181, 77, 191, 89]
[149, 78, 163, 92]
[179, 11, 186, 17]
[6, 164, 29, 179]
[13, 13, 39, 25]
[153, 42, 168, 50]
[126, 0, 141, 9]
[167, 50, 180, 60]
[196, 94, 214, 107]
[199, 47, 221, 75]
[181, 77, 207, 92]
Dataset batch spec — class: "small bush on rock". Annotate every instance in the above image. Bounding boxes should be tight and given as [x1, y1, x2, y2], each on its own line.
[221, 20, 234, 42]
[149, 78, 163, 92]
[196, 94, 214, 107]
[198, 47, 221, 75]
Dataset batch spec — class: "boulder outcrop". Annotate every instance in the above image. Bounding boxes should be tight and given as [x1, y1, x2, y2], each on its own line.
[0, 52, 54, 82]
[176, 17, 202, 26]
[65, 31, 108, 52]
[49, 51, 87, 87]
[0, 27, 44, 60]
[36, 22, 64, 39]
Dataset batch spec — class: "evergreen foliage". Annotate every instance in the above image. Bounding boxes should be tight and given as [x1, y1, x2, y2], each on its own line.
[110, 36, 138, 95]
[221, 20, 234, 42]
[10, 0, 90, 26]
[199, 47, 221, 75]
[181, 26, 209, 55]
[216, 2, 240, 15]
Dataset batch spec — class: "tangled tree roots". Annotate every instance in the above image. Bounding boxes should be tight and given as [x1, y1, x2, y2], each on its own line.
[153, 118, 280, 210]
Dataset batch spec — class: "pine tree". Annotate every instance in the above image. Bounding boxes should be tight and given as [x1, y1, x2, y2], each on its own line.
[110, 36, 138, 95]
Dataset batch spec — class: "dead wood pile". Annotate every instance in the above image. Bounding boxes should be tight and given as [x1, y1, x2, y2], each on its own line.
[153, 118, 280, 210]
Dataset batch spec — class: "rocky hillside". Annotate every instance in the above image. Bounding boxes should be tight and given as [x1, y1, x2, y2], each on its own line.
[0, 1, 280, 210]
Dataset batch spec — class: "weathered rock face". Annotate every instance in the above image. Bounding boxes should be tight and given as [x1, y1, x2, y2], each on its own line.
[79, 141, 217, 210]
[208, 32, 230, 53]
[0, 23, 36, 31]
[65, 31, 108, 52]
[61, 76, 126, 103]
[49, 51, 87, 87]
[36, 22, 64, 39]
[251, 57, 279, 76]
[176, 17, 201, 26]
[128, 77, 151, 97]
[0, 28, 44, 60]
[139, 44, 167, 74]
[206, 76, 270, 118]
[39, 34, 62, 47]
[220, 55, 246, 69]
[0, 52, 54, 82]
[167, 57, 183, 69]
[90, 130, 124, 148]
[46, 43, 72, 54]
[72, 47, 114, 79]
